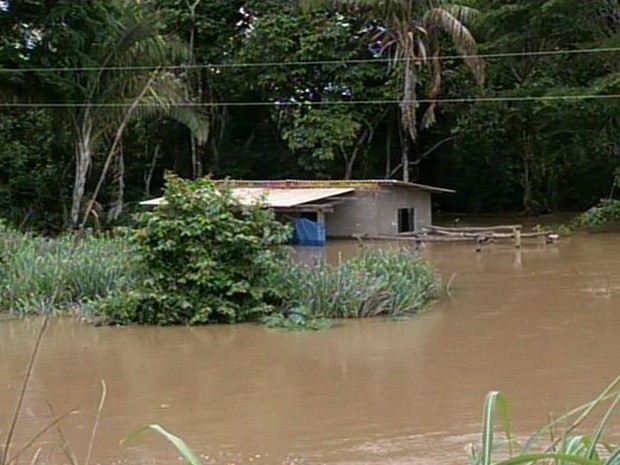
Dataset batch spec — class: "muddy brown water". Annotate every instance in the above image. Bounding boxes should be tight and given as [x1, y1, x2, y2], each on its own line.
[1, 234, 620, 465]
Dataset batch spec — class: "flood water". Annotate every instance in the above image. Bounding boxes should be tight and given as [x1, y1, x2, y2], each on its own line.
[1, 233, 620, 465]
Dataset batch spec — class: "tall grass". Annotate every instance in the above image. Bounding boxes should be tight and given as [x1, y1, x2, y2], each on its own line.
[273, 247, 439, 320]
[470, 374, 620, 465]
[0, 225, 138, 315]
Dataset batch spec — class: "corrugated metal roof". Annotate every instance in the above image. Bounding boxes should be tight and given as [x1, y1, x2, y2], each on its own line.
[140, 197, 165, 206]
[232, 187, 354, 207]
[218, 179, 455, 194]
[139, 187, 354, 208]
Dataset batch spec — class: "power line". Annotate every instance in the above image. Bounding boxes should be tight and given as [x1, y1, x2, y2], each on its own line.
[0, 46, 619, 74]
[2, 93, 620, 108]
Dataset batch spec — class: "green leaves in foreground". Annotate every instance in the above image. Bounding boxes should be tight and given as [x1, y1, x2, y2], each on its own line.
[470, 373, 620, 465]
[479, 391, 512, 465]
[123, 424, 202, 465]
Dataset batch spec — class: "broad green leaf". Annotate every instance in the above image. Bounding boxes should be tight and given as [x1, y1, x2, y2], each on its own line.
[122, 424, 203, 465]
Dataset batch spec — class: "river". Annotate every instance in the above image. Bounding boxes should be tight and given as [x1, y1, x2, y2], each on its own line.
[1, 233, 619, 465]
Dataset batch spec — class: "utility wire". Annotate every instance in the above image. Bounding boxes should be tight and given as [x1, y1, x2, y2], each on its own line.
[2, 94, 620, 108]
[0, 46, 619, 74]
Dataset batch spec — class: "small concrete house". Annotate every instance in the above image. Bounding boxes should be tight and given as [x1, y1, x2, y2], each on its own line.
[141, 179, 454, 242]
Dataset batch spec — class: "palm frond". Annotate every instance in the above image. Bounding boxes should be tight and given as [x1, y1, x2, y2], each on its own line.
[424, 7, 485, 84]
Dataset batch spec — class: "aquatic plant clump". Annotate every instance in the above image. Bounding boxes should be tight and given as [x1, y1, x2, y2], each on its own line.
[265, 247, 440, 328]
[0, 223, 139, 315]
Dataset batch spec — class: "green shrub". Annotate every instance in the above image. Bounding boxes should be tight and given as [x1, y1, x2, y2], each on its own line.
[573, 199, 620, 229]
[269, 247, 439, 323]
[93, 174, 290, 325]
[0, 226, 138, 315]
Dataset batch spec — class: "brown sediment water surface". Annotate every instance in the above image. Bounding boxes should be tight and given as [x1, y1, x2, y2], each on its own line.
[1, 234, 619, 465]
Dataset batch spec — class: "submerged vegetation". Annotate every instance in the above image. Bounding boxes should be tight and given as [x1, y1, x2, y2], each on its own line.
[264, 247, 439, 329]
[0, 176, 440, 327]
[0, 221, 138, 315]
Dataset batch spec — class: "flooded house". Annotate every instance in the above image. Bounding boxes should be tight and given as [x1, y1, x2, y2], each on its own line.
[141, 179, 454, 245]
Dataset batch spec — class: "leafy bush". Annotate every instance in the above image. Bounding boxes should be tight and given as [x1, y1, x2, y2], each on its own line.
[573, 199, 620, 229]
[0, 225, 138, 315]
[93, 174, 290, 325]
[269, 247, 439, 323]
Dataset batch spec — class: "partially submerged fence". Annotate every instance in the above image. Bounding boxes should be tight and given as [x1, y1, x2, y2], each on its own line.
[353, 224, 559, 252]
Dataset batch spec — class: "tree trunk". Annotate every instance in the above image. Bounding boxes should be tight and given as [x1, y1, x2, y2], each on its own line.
[401, 128, 410, 182]
[80, 74, 156, 228]
[71, 110, 93, 227]
[113, 143, 125, 221]
[344, 159, 354, 180]
[522, 132, 534, 211]
[400, 53, 417, 183]
[385, 123, 392, 178]
[144, 144, 160, 197]
[339, 143, 354, 180]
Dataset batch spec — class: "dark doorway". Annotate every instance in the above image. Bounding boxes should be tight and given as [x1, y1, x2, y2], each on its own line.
[398, 207, 415, 233]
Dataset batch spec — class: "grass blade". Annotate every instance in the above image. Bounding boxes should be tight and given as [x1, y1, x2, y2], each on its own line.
[525, 374, 620, 450]
[604, 446, 620, 465]
[122, 424, 203, 465]
[5, 410, 73, 465]
[84, 380, 107, 465]
[1, 316, 49, 465]
[585, 393, 620, 460]
[495, 452, 602, 465]
[482, 391, 512, 465]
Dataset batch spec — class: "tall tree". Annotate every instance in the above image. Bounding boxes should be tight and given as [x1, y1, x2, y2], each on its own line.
[303, 0, 485, 181]
[232, 3, 391, 178]
[1, 0, 209, 226]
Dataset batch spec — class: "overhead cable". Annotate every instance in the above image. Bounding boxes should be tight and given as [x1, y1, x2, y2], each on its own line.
[2, 93, 620, 108]
[0, 46, 619, 74]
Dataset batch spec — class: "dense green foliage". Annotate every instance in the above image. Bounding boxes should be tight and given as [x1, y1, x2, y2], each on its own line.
[0, 222, 138, 315]
[1, 0, 619, 228]
[92, 174, 290, 325]
[1, 198, 440, 327]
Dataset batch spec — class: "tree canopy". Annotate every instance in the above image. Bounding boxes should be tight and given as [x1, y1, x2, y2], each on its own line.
[0, 0, 619, 229]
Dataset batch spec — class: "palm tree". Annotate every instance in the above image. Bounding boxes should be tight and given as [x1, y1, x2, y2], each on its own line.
[46, 0, 209, 226]
[300, 0, 484, 181]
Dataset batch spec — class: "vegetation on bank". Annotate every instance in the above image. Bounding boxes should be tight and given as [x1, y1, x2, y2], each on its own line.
[264, 248, 438, 330]
[0, 176, 440, 327]
[0, 220, 138, 315]
[573, 199, 620, 230]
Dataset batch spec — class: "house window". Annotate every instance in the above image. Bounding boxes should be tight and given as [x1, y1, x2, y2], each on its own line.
[300, 212, 318, 222]
[398, 207, 415, 233]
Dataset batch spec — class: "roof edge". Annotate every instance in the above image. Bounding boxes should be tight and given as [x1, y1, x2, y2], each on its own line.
[215, 179, 455, 194]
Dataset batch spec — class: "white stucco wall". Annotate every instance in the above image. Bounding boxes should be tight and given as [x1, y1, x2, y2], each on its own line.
[325, 187, 432, 237]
